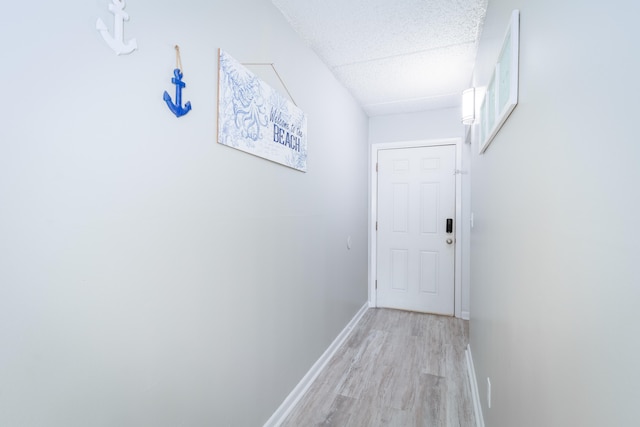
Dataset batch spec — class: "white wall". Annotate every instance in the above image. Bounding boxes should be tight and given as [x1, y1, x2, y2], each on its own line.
[469, 0, 640, 425]
[369, 109, 472, 318]
[0, 1, 368, 425]
[369, 108, 463, 145]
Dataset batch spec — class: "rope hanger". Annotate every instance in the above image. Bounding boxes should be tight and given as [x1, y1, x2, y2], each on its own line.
[175, 45, 183, 72]
[243, 62, 297, 106]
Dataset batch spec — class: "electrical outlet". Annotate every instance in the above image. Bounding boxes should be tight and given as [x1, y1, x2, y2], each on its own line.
[487, 377, 492, 409]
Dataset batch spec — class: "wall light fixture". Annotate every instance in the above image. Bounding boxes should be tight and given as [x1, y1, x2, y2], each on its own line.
[461, 88, 476, 125]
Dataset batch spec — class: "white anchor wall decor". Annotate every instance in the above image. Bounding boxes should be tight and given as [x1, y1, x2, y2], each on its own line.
[96, 0, 137, 55]
[163, 46, 192, 118]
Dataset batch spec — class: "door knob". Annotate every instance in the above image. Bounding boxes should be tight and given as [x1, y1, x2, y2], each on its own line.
[446, 238, 453, 245]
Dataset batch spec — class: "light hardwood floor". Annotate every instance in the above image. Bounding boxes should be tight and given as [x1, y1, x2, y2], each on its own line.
[281, 308, 474, 427]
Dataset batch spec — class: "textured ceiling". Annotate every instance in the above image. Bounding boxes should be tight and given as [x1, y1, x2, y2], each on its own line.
[272, 0, 488, 116]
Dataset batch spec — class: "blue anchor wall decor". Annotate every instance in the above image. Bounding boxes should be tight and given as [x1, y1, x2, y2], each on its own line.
[96, 0, 137, 55]
[163, 69, 192, 117]
[163, 46, 192, 118]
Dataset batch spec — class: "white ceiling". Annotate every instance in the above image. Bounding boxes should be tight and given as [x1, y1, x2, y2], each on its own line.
[272, 0, 488, 116]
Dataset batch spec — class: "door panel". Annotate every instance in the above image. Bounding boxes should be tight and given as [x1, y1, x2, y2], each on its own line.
[376, 145, 456, 315]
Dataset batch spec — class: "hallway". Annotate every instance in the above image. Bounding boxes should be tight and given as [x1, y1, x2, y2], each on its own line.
[281, 309, 475, 426]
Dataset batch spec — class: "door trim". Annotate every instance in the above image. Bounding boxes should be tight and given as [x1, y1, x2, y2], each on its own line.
[369, 138, 463, 318]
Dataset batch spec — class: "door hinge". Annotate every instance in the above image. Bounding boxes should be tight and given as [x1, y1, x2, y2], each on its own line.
[375, 221, 378, 231]
[375, 280, 377, 290]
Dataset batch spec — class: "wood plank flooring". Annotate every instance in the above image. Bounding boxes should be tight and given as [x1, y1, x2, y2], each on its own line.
[280, 308, 474, 427]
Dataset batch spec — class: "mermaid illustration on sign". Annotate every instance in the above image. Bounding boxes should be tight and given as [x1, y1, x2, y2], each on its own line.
[233, 76, 267, 141]
[219, 52, 267, 143]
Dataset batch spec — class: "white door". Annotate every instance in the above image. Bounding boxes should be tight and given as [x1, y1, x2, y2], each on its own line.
[376, 145, 456, 315]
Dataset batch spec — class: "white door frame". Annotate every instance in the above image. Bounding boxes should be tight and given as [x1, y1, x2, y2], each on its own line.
[369, 138, 463, 318]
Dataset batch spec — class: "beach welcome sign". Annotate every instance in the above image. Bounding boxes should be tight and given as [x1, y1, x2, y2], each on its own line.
[217, 49, 308, 172]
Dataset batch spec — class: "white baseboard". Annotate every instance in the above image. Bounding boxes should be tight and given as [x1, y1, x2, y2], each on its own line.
[263, 302, 369, 427]
[466, 344, 485, 427]
[462, 310, 470, 320]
